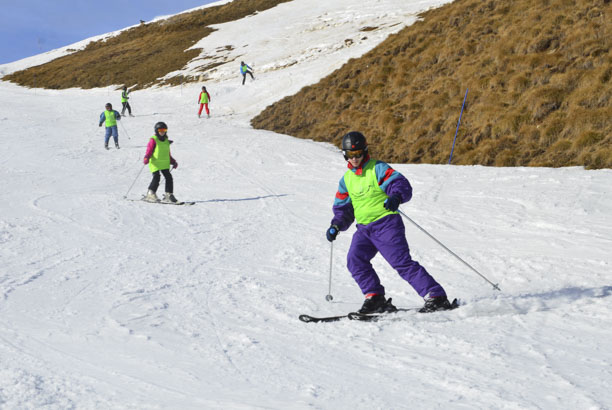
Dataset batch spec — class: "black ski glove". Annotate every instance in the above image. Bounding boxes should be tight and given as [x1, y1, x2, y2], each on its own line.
[326, 225, 340, 242]
[384, 195, 401, 212]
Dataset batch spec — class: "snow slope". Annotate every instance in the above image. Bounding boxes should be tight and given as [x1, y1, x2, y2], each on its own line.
[1, 0, 612, 409]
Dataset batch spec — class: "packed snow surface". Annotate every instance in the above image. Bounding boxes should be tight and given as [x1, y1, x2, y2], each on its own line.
[1, 0, 611, 408]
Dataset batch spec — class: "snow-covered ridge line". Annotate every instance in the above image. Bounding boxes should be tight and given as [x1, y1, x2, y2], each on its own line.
[0, 0, 232, 77]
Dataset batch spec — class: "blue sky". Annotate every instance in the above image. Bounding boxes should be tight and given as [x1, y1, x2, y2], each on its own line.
[0, 0, 217, 64]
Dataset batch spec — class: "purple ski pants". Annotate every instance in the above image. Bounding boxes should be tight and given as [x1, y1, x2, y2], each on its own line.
[347, 214, 446, 298]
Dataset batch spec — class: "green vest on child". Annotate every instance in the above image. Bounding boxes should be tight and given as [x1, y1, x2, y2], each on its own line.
[149, 135, 171, 172]
[343, 160, 396, 225]
[104, 110, 118, 127]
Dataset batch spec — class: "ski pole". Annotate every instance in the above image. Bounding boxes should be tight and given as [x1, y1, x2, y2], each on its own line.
[448, 88, 468, 164]
[123, 163, 145, 199]
[398, 210, 501, 291]
[119, 119, 131, 140]
[326, 242, 334, 301]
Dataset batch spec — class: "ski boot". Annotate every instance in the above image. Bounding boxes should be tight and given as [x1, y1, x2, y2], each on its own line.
[104, 143, 109, 150]
[162, 193, 178, 203]
[144, 190, 159, 202]
[358, 293, 397, 314]
[115, 143, 120, 149]
[419, 296, 453, 313]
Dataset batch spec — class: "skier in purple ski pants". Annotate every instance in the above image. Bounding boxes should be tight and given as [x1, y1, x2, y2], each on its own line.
[326, 132, 453, 314]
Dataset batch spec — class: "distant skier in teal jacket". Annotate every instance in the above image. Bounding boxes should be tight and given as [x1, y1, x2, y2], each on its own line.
[240, 61, 254, 85]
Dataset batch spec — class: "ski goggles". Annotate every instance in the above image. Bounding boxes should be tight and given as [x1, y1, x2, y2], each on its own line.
[344, 149, 365, 159]
[157, 128, 167, 133]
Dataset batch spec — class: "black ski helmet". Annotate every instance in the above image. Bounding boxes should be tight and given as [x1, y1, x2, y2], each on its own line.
[341, 131, 368, 160]
[154, 121, 168, 134]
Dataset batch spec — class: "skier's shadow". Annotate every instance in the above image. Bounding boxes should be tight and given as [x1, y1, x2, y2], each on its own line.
[192, 194, 288, 203]
[517, 285, 612, 301]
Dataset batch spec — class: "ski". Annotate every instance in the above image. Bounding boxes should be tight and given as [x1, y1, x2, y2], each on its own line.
[348, 298, 459, 322]
[299, 308, 413, 323]
[298, 309, 413, 323]
[298, 314, 348, 323]
[125, 197, 196, 205]
[151, 200, 195, 206]
[299, 299, 459, 323]
[347, 307, 419, 322]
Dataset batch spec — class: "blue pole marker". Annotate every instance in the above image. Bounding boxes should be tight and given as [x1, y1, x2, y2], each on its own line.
[448, 88, 469, 164]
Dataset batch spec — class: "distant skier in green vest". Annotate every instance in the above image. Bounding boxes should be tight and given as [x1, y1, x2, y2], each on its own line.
[121, 86, 133, 117]
[143, 122, 179, 203]
[240, 61, 254, 85]
[198, 86, 211, 118]
[98, 103, 121, 150]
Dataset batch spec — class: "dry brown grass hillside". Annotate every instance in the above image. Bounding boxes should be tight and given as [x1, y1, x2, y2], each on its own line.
[3, 0, 292, 90]
[252, 0, 612, 169]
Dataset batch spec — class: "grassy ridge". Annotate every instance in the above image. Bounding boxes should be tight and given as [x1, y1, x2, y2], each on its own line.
[4, 0, 292, 90]
[252, 0, 611, 169]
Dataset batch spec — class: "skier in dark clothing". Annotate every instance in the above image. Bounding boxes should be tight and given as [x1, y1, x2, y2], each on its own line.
[326, 131, 454, 314]
[240, 61, 254, 85]
[143, 122, 179, 203]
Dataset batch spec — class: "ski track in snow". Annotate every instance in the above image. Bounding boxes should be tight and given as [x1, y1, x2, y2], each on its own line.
[1, 0, 612, 408]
